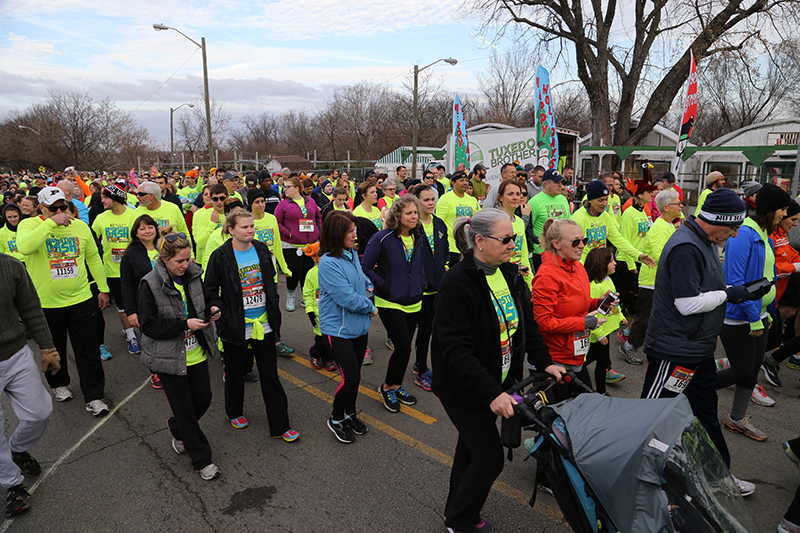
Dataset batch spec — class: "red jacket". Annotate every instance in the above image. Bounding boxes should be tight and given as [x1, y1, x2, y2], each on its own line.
[532, 252, 599, 366]
[771, 226, 800, 303]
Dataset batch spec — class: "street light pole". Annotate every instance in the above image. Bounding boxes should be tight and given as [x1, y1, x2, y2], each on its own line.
[170, 103, 194, 169]
[154, 23, 214, 167]
[411, 58, 457, 181]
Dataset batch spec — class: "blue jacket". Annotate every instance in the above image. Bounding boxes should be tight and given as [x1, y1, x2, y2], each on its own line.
[723, 222, 777, 323]
[417, 216, 448, 293]
[318, 249, 374, 339]
[361, 228, 425, 306]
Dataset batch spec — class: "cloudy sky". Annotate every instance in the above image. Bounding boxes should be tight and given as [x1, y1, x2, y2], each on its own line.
[0, 0, 529, 144]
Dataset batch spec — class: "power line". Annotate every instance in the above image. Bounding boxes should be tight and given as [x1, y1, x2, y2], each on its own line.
[131, 48, 200, 111]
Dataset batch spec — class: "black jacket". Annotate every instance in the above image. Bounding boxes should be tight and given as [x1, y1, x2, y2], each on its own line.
[163, 192, 183, 212]
[416, 216, 448, 293]
[120, 241, 155, 316]
[355, 216, 379, 257]
[431, 251, 553, 408]
[204, 240, 281, 346]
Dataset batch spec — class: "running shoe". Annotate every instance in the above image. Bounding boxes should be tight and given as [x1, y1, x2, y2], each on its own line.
[378, 386, 400, 412]
[275, 342, 294, 357]
[761, 358, 782, 387]
[474, 520, 494, 533]
[394, 386, 417, 405]
[286, 294, 295, 312]
[731, 475, 755, 497]
[617, 344, 642, 365]
[127, 336, 141, 355]
[198, 463, 220, 480]
[724, 415, 767, 441]
[415, 370, 433, 391]
[605, 368, 626, 384]
[778, 518, 800, 533]
[327, 417, 355, 443]
[273, 429, 299, 442]
[715, 357, 731, 372]
[11, 451, 41, 477]
[362, 348, 373, 365]
[172, 438, 185, 455]
[150, 373, 162, 389]
[244, 372, 259, 383]
[52, 386, 73, 402]
[751, 384, 775, 407]
[85, 399, 110, 417]
[385, 339, 394, 351]
[324, 361, 337, 372]
[310, 355, 324, 369]
[299, 297, 305, 308]
[524, 437, 536, 453]
[616, 331, 628, 343]
[783, 441, 800, 473]
[343, 412, 367, 435]
[99, 345, 113, 361]
[4, 484, 29, 518]
[229, 416, 248, 429]
[788, 355, 800, 371]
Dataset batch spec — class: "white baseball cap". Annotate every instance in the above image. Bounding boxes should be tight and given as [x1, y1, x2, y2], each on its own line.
[38, 186, 67, 206]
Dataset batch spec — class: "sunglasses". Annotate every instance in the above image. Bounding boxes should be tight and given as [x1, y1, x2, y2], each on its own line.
[211, 196, 227, 202]
[485, 234, 517, 245]
[136, 191, 150, 197]
[45, 203, 69, 212]
[571, 237, 589, 247]
[163, 232, 187, 243]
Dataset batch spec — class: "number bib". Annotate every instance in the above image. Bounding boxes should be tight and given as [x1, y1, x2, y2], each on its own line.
[500, 337, 512, 376]
[50, 259, 78, 280]
[299, 219, 314, 232]
[111, 248, 125, 263]
[243, 286, 265, 310]
[663, 366, 695, 394]
[573, 330, 590, 357]
[184, 330, 199, 352]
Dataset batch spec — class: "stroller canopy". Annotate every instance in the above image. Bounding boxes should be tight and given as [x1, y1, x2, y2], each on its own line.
[551, 394, 694, 532]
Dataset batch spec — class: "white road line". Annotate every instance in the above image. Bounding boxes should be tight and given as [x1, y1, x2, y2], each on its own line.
[1, 377, 150, 531]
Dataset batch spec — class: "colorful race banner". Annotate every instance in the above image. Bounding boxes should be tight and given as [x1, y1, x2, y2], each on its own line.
[535, 66, 559, 169]
[452, 94, 470, 169]
[673, 51, 698, 174]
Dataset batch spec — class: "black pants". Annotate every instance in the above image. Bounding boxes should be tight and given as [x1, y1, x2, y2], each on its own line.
[160, 359, 213, 470]
[415, 294, 436, 372]
[785, 436, 800, 524]
[442, 402, 504, 531]
[378, 307, 419, 386]
[223, 333, 290, 436]
[284, 249, 315, 291]
[641, 355, 730, 466]
[43, 298, 105, 402]
[611, 263, 639, 317]
[91, 283, 105, 346]
[326, 334, 368, 420]
[310, 334, 333, 364]
[627, 288, 654, 349]
[584, 342, 610, 394]
[717, 319, 769, 391]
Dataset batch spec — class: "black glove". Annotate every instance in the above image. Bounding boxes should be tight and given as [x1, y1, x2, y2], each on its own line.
[725, 284, 768, 304]
[307, 312, 317, 329]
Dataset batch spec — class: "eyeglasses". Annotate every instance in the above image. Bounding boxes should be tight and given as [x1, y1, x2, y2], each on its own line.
[136, 192, 150, 197]
[45, 203, 69, 212]
[384, 187, 397, 192]
[211, 196, 227, 202]
[485, 234, 517, 245]
[571, 237, 589, 247]
[163, 232, 186, 243]
[666, 202, 683, 207]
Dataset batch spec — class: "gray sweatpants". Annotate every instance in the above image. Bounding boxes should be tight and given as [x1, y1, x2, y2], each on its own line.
[0, 345, 52, 488]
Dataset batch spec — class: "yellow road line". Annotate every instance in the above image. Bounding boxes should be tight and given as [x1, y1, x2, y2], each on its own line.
[286, 353, 437, 425]
[277, 368, 566, 526]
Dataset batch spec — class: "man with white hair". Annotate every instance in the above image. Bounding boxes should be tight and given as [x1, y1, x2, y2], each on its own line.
[130, 181, 189, 236]
[56, 180, 88, 222]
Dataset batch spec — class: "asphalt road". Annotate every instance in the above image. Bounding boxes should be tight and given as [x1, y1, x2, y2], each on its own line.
[3, 280, 798, 532]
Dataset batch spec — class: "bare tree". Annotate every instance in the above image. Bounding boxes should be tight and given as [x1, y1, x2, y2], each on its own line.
[476, 46, 539, 126]
[230, 112, 281, 158]
[175, 91, 231, 163]
[468, 0, 800, 163]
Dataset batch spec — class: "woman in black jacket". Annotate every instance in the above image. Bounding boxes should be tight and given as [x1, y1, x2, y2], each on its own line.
[120, 214, 162, 388]
[431, 208, 564, 533]
[204, 208, 298, 442]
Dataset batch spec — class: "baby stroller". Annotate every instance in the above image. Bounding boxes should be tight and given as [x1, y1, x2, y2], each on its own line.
[505, 372, 758, 532]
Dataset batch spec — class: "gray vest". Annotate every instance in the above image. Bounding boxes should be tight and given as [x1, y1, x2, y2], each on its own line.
[644, 218, 726, 364]
[140, 261, 219, 376]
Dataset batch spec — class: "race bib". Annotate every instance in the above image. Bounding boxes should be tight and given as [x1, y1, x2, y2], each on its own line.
[299, 219, 314, 232]
[243, 286, 265, 310]
[111, 248, 125, 264]
[664, 366, 695, 394]
[50, 259, 78, 280]
[573, 330, 590, 357]
[184, 330, 199, 352]
[500, 337, 512, 375]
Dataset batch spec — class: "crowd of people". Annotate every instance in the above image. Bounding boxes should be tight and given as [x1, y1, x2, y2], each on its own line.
[0, 161, 799, 532]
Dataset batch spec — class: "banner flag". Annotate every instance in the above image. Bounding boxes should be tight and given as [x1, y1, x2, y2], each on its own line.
[673, 51, 698, 175]
[453, 94, 470, 169]
[535, 66, 559, 169]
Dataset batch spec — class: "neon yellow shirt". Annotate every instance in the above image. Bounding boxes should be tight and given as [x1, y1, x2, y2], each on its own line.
[375, 233, 421, 313]
[303, 263, 321, 336]
[435, 190, 480, 253]
[617, 205, 650, 270]
[92, 208, 136, 278]
[695, 188, 712, 217]
[486, 269, 519, 382]
[147, 248, 159, 268]
[570, 206, 642, 264]
[174, 282, 207, 366]
[353, 204, 382, 230]
[510, 215, 534, 289]
[17, 216, 108, 308]
[605, 193, 622, 225]
[528, 192, 571, 254]
[254, 214, 291, 281]
[589, 276, 625, 343]
[639, 217, 675, 288]
[0, 226, 23, 262]
[192, 207, 224, 263]
[131, 202, 189, 236]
